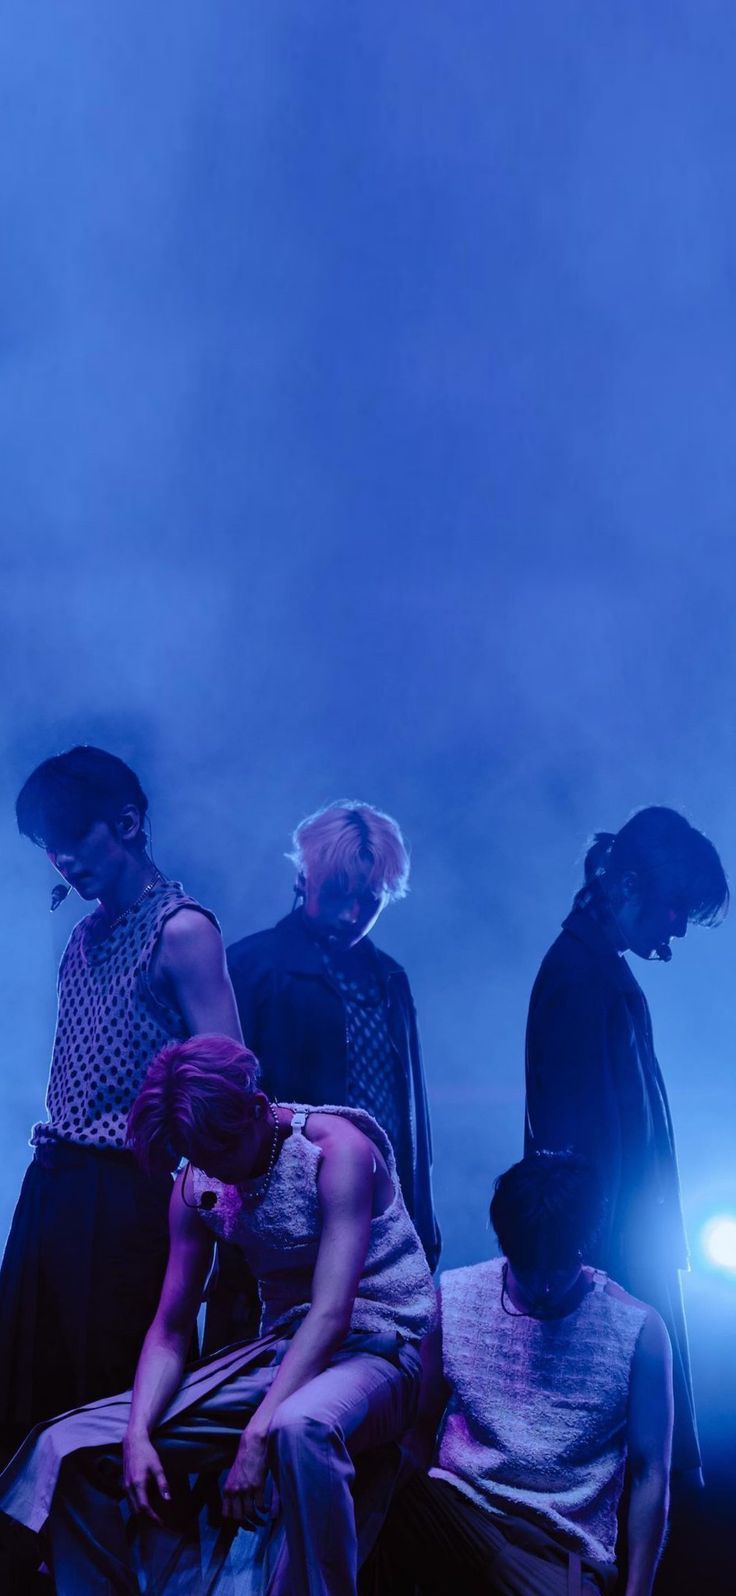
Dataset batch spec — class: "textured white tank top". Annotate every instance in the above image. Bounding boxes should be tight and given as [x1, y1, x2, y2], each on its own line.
[432, 1259, 647, 1563]
[189, 1103, 437, 1342]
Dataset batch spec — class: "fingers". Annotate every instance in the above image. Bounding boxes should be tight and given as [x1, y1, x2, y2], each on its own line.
[221, 1486, 269, 1527]
[222, 1485, 252, 1523]
[154, 1464, 172, 1505]
[127, 1480, 164, 1525]
[220, 1485, 239, 1523]
[125, 1461, 171, 1525]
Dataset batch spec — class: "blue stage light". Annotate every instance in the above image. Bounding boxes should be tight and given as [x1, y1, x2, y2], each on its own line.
[701, 1216, 736, 1273]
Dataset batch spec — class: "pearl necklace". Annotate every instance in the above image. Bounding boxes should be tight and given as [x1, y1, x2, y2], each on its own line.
[240, 1103, 281, 1206]
[182, 1104, 284, 1217]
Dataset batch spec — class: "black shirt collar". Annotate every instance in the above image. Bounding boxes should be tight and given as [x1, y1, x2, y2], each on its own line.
[562, 905, 642, 994]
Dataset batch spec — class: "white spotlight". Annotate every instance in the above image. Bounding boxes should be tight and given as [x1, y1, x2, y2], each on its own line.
[701, 1215, 736, 1273]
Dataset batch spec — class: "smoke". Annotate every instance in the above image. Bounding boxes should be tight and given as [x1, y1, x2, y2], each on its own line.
[1, 0, 735, 1494]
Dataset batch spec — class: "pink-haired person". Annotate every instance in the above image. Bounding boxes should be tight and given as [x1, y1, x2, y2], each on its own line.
[0, 1034, 436, 1596]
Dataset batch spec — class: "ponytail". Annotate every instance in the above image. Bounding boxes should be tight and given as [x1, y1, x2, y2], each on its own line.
[576, 808, 728, 927]
[582, 831, 616, 883]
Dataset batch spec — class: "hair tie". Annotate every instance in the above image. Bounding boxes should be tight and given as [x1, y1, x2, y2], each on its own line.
[592, 832, 616, 879]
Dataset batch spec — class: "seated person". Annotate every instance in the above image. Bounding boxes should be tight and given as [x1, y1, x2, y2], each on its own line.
[0, 1035, 437, 1596]
[368, 1153, 673, 1596]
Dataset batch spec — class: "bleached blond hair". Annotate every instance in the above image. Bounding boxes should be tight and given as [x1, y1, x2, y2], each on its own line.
[289, 801, 410, 901]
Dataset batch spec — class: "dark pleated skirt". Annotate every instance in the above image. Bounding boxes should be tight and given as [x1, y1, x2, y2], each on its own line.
[0, 1140, 172, 1457]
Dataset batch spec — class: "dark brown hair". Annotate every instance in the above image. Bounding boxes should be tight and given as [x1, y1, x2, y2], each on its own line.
[581, 806, 728, 926]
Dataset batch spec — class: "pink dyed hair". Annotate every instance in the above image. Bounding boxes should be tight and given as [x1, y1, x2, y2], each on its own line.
[288, 800, 410, 901]
[127, 1034, 262, 1173]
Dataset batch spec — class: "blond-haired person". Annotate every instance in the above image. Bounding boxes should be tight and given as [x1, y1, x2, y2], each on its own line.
[227, 802, 439, 1271]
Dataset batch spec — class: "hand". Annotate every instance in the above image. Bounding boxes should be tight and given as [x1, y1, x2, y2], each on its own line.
[222, 1424, 270, 1525]
[123, 1430, 171, 1524]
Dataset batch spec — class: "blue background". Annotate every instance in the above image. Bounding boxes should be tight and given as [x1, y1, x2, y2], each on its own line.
[1, 0, 735, 1540]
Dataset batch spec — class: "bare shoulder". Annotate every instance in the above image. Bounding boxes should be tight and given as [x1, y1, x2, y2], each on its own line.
[602, 1275, 653, 1312]
[160, 908, 222, 949]
[305, 1112, 375, 1166]
[604, 1279, 671, 1359]
[157, 910, 225, 977]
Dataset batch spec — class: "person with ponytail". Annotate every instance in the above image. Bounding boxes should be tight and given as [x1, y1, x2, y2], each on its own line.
[524, 807, 728, 1485]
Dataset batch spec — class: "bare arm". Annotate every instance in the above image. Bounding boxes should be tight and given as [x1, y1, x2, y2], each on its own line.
[624, 1309, 673, 1596]
[123, 1174, 214, 1518]
[252, 1120, 374, 1431]
[153, 909, 243, 1040]
[221, 1119, 376, 1520]
[401, 1290, 449, 1470]
[226, 944, 261, 1055]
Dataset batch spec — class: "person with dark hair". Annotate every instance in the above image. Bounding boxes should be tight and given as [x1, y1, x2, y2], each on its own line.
[0, 746, 242, 1462]
[0, 1035, 436, 1595]
[524, 806, 728, 1483]
[365, 1152, 673, 1596]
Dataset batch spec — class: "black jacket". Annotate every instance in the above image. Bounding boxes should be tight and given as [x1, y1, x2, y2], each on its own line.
[227, 911, 441, 1271]
[524, 907, 704, 1476]
[525, 907, 688, 1281]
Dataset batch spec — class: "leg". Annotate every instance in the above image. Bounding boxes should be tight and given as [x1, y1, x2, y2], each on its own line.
[84, 1156, 173, 1403]
[47, 1360, 282, 1595]
[0, 1152, 172, 1455]
[370, 1475, 614, 1596]
[267, 1342, 420, 1596]
[49, 1455, 138, 1596]
[369, 1472, 507, 1595]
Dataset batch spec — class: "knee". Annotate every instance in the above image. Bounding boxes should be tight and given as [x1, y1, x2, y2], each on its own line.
[33, 1424, 73, 1486]
[269, 1405, 341, 1468]
[56, 1449, 94, 1500]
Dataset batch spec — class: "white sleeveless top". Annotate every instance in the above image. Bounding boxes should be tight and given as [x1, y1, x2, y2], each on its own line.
[189, 1103, 437, 1343]
[432, 1259, 647, 1564]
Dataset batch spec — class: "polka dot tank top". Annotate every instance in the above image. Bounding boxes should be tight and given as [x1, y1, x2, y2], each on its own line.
[31, 881, 218, 1150]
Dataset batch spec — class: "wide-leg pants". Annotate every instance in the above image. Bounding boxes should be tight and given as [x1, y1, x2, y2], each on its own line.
[0, 1329, 420, 1596]
[0, 1143, 172, 1464]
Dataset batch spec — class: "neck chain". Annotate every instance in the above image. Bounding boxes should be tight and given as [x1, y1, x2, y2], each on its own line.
[240, 1103, 281, 1207]
[181, 1103, 283, 1215]
[500, 1261, 588, 1320]
[106, 868, 165, 931]
[500, 1262, 532, 1318]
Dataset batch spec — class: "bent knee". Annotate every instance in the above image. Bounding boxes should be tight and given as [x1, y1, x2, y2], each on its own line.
[269, 1405, 342, 1461]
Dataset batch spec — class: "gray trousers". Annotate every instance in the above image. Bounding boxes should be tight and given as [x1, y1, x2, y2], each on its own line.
[43, 1334, 419, 1596]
